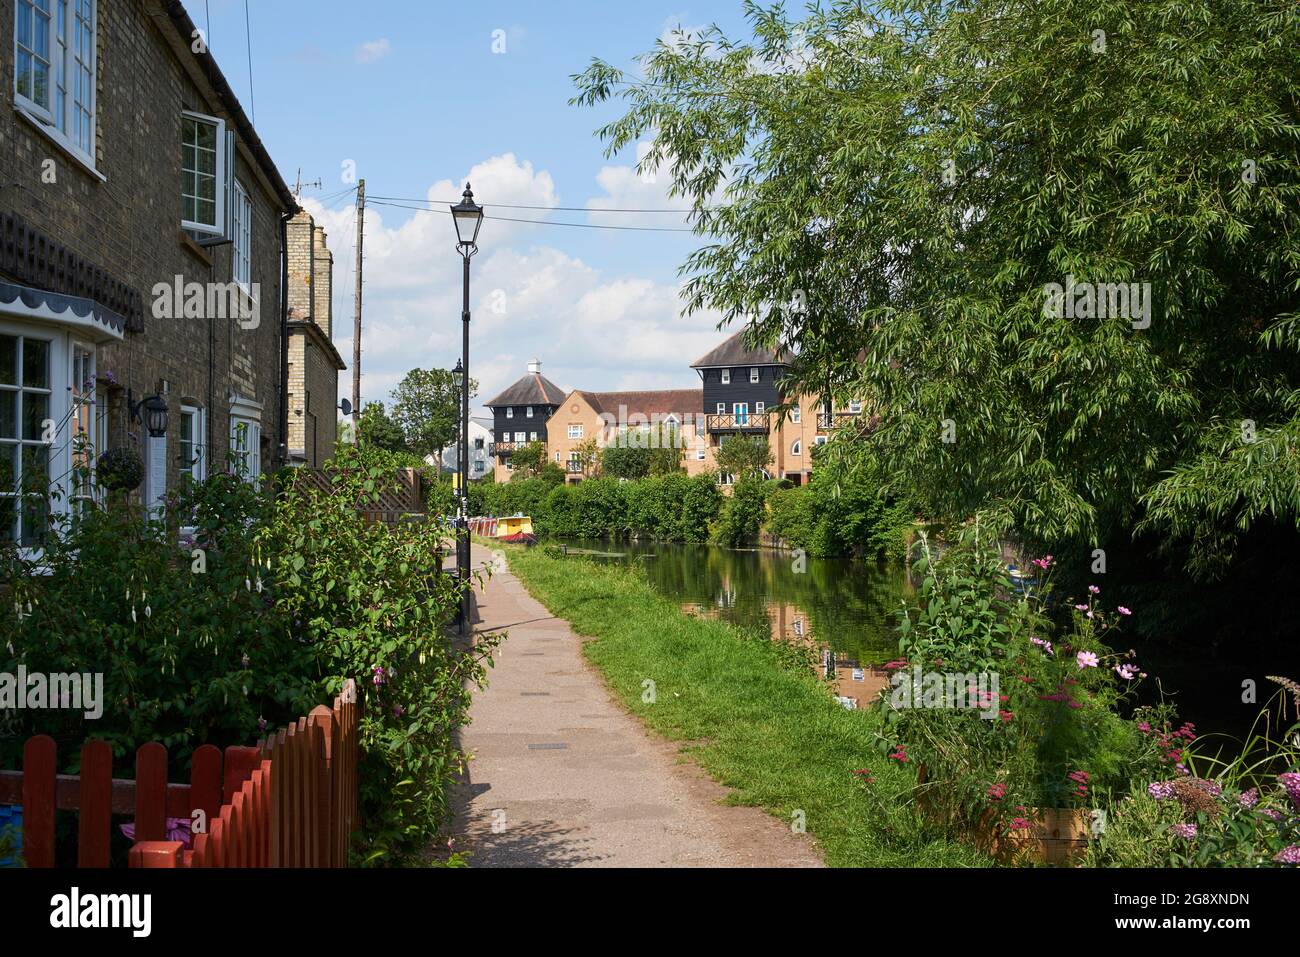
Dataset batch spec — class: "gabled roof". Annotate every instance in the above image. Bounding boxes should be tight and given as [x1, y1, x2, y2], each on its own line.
[690, 329, 789, 369]
[579, 389, 703, 418]
[484, 370, 567, 408]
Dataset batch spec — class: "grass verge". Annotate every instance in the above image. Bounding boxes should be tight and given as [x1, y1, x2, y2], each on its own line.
[504, 544, 989, 867]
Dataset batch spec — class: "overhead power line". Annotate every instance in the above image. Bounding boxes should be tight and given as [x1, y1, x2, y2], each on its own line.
[367, 194, 718, 214]
[366, 199, 699, 233]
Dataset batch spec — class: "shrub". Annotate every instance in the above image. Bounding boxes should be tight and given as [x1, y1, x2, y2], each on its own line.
[711, 476, 768, 547]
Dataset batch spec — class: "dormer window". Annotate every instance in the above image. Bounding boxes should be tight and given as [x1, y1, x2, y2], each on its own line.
[506, 407, 514, 418]
[526, 406, 534, 418]
[720, 369, 730, 384]
[750, 367, 759, 383]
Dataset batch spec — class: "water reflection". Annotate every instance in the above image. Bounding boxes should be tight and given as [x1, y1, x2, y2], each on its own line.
[560, 538, 917, 704]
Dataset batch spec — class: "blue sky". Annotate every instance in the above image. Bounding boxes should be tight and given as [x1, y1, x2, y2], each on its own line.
[197, 0, 755, 414]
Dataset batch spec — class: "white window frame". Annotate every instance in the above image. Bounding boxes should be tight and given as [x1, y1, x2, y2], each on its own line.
[755, 401, 765, 414]
[506, 407, 513, 418]
[720, 369, 730, 384]
[733, 402, 748, 425]
[229, 415, 261, 485]
[181, 110, 228, 235]
[514, 431, 526, 443]
[526, 406, 534, 418]
[179, 405, 206, 483]
[0, 320, 74, 555]
[232, 179, 253, 290]
[14, 0, 98, 171]
[750, 367, 759, 383]
[848, 400, 862, 414]
[567, 423, 583, 439]
[791, 405, 801, 424]
[696, 448, 706, 461]
[529, 431, 538, 441]
[791, 439, 802, 456]
[716, 402, 725, 415]
[814, 435, 828, 446]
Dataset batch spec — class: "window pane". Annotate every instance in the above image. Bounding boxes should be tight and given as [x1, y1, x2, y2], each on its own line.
[0, 394, 16, 441]
[0, 337, 16, 386]
[23, 392, 49, 441]
[0, 445, 16, 490]
[21, 496, 49, 548]
[23, 338, 49, 388]
[21, 443, 49, 490]
[18, 4, 31, 46]
[0, 498, 14, 544]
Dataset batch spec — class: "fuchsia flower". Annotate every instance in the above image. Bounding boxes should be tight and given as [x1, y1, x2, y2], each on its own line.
[372, 665, 386, 687]
[1076, 651, 1099, 669]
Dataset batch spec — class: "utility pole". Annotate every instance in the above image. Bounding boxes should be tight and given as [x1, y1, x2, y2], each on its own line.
[352, 179, 365, 426]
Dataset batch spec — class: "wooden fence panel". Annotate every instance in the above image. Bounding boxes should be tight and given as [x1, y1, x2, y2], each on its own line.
[21, 735, 56, 868]
[77, 740, 112, 868]
[134, 743, 168, 843]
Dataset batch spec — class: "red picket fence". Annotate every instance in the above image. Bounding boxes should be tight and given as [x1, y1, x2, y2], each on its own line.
[0, 679, 357, 868]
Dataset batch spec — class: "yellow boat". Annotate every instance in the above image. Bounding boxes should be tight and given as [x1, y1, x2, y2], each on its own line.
[469, 514, 536, 543]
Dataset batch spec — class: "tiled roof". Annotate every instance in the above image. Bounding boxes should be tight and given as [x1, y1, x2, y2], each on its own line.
[579, 389, 703, 417]
[484, 371, 567, 408]
[690, 329, 789, 369]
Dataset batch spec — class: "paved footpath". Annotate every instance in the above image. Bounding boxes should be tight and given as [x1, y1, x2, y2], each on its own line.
[449, 543, 824, 867]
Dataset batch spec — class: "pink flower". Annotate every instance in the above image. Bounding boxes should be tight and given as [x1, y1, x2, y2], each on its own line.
[1238, 788, 1259, 808]
[1031, 555, 1053, 570]
[1088, 585, 1100, 595]
[1273, 845, 1300, 864]
[1114, 664, 1137, 680]
[888, 748, 908, 763]
[987, 783, 1007, 801]
[1008, 817, 1031, 831]
[1074, 604, 1088, 611]
[1076, 651, 1099, 669]
[1170, 823, 1197, 840]
[1280, 773, 1300, 810]
[1117, 606, 1132, 616]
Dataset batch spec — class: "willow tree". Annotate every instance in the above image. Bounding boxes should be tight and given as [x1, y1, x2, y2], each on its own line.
[574, 0, 1300, 576]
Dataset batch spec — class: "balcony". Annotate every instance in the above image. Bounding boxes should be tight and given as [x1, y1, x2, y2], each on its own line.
[706, 413, 771, 434]
[494, 442, 518, 457]
[817, 411, 859, 429]
[565, 462, 585, 474]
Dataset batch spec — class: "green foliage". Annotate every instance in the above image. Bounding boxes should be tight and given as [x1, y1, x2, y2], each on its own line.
[471, 473, 721, 542]
[713, 434, 772, 480]
[877, 526, 1163, 831]
[711, 476, 768, 547]
[766, 468, 915, 561]
[258, 449, 500, 863]
[390, 367, 476, 462]
[0, 474, 315, 764]
[355, 401, 408, 454]
[575, 0, 1300, 576]
[508, 440, 547, 478]
[0, 445, 496, 866]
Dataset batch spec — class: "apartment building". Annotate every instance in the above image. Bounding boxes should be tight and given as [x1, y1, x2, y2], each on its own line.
[547, 387, 704, 483]
[484, 358, 565, 482]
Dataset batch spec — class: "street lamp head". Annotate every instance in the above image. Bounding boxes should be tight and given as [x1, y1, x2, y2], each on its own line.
[453, 358, 463, 374]
[451, 182, 484, 251]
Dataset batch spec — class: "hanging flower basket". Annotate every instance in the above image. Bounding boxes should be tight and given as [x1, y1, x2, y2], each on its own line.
[96, 447, 144, 492]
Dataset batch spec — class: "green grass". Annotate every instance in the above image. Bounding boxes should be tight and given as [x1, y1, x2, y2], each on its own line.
[504, 545, 989, 867]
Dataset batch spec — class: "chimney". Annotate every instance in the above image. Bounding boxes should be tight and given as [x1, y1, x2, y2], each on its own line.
[311, 225, 333, 338]
[527, 358, 542, 374]
[285, 211, 315, 323]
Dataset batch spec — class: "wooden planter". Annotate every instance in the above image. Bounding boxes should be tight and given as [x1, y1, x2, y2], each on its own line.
[977, 807, 1091, 866]
[914, 766, 1091, 866]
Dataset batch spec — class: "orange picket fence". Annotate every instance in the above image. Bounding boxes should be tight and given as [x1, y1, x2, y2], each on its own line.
[0, 679, 358, 868]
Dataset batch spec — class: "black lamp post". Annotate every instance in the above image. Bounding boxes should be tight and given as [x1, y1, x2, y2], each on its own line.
[451, 183, 483, 635]
[129, 392, 169, 438]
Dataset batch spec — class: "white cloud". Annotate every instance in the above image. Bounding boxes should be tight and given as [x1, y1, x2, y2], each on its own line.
[355, 39, 391, 63]
[303, 153, 726, 416]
